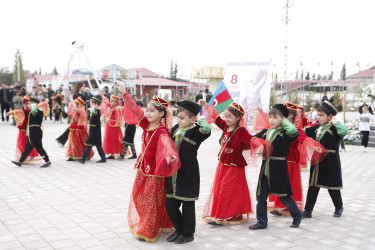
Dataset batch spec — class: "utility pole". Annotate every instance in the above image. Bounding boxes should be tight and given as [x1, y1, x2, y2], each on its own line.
[282, 0, 292, 100]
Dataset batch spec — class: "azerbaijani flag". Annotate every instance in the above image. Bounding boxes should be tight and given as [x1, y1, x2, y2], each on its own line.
[208, 81, 233, 113]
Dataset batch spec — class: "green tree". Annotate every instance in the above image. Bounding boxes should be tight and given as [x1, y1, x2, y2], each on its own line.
[333, 90, 341, 105]
[292, 90, 300, 104]
[0, 67, 13, 85]
[305, 91, 315, 111]
[295, 70, 298, 80]
[317, 74, 322, 80]
[169, 60, 174, 79]
[174, 63, 178, 80]
[305, 71, 310, 80]
[312, 73, 316, 80]
[340, 63, 346, 80]
[328, 71, 333, 80]
[300, 71, 304, 80]
[52, 67, 58, 75]
[13, 49, 25, 83]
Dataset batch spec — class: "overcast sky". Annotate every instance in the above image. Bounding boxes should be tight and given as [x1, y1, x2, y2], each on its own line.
[1, 0, 374, 80]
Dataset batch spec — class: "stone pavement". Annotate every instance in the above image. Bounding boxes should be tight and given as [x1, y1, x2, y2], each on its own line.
[0, 120, 375, 250]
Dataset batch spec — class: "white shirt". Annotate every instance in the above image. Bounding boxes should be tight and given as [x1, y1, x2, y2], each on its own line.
[357, 113, 372, 131]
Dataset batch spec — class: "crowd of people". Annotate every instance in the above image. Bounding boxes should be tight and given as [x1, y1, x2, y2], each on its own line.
[2, 80, 374, 244]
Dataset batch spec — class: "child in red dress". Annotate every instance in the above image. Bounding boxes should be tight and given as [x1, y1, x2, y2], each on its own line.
[66, 97, 94, 161]
[101, 95, 124, 159]
[200, 100, 271, 225]
[7, 95, 41, 163]
[117, 84, 180, 242]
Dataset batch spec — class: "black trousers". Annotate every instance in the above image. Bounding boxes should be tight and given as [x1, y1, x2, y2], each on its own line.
[81, 145, 106, 161]
[55, 111, 61, 122]
[19, 142, 49, 163]
[304, 186, 343, 212]
[1, 102, 10, 121]
[339, 138, 345, 149]
[56, 127, 70, 146]
[256, 175, 301, 227]
[361, 131, 369, 147]
[166, 198, 195, 236]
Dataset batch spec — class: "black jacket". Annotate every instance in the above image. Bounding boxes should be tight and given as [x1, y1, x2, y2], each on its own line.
[0, 88, 11, 104]
[85, 109, 102, 147]
[255, 128, 298, 197]
[304, 124, 343, 189]
[28, 109, 44, 147]
[166, 123, 211, 200]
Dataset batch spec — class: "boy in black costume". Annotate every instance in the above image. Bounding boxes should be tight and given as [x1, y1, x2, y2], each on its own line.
[165, 100, 211, 244]
[12, 97, 51, 168]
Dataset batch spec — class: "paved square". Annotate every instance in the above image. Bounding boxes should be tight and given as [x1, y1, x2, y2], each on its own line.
[0, 121, 374, 249]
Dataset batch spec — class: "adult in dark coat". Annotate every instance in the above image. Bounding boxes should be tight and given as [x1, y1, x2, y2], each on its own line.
[12, 97, 51, 168]
[165, 100, 211, 244]
[0, 83, 11, 121]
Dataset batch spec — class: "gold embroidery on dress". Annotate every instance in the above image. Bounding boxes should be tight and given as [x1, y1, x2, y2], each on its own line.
[222, 134, 228, 143]
[145, 165, 150, 173]
[225, 148, 233, 154]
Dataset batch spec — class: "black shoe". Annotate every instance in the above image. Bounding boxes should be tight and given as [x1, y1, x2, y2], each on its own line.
[167, 232, 182, 242]
[96, 159, 106, 163]
[67, 158, 75, 161]
[106, 156, 115, 159]
[77, 159, 85, 164]
[40, 161, 51, 168]
[11, 161, 22, 167]
[270, 210, 282, 216]
[175, 235, 194, 244]
[118, 155, 125, 160]
[302, 211, 312, 218]
[249, 223, 267, 230]
[290, 218, 301, 228]
[138, 238, 146, 242]
[207, 221, 223, 226]
[129, 154, 137, 159]
[333, 207, 343, 217]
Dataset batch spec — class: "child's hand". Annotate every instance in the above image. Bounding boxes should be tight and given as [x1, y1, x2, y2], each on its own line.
[6, 111, 12, 116]
[116, 83, 126, 95]
[198, 99, 207, 106]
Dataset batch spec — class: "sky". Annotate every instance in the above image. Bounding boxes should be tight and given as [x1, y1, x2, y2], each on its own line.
[1, 0, 374, 81]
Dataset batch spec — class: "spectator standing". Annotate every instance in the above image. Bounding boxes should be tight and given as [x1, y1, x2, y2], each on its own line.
[47, 84, 55, 120]
[0, 83, 11, 122]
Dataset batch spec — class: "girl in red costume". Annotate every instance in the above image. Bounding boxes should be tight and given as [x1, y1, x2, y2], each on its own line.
[200, 100, 272, 225]
[117, 84, 180, 242]
[101, 94, 124, 159]
[66, 97, 94, 161]
[7, 95, 42, 162]
[254, 103, 327, 216]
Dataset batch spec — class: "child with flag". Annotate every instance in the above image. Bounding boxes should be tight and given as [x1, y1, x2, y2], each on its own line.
[200, 88, 271, 225]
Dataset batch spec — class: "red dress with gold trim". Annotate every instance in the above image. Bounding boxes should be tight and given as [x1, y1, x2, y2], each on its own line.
[202, 115, 254, 224]
[122, 93, 180, 242]
[13, 109, 41, 162]
[66, 105, 94, 159]
[101, 99, 124, 156]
